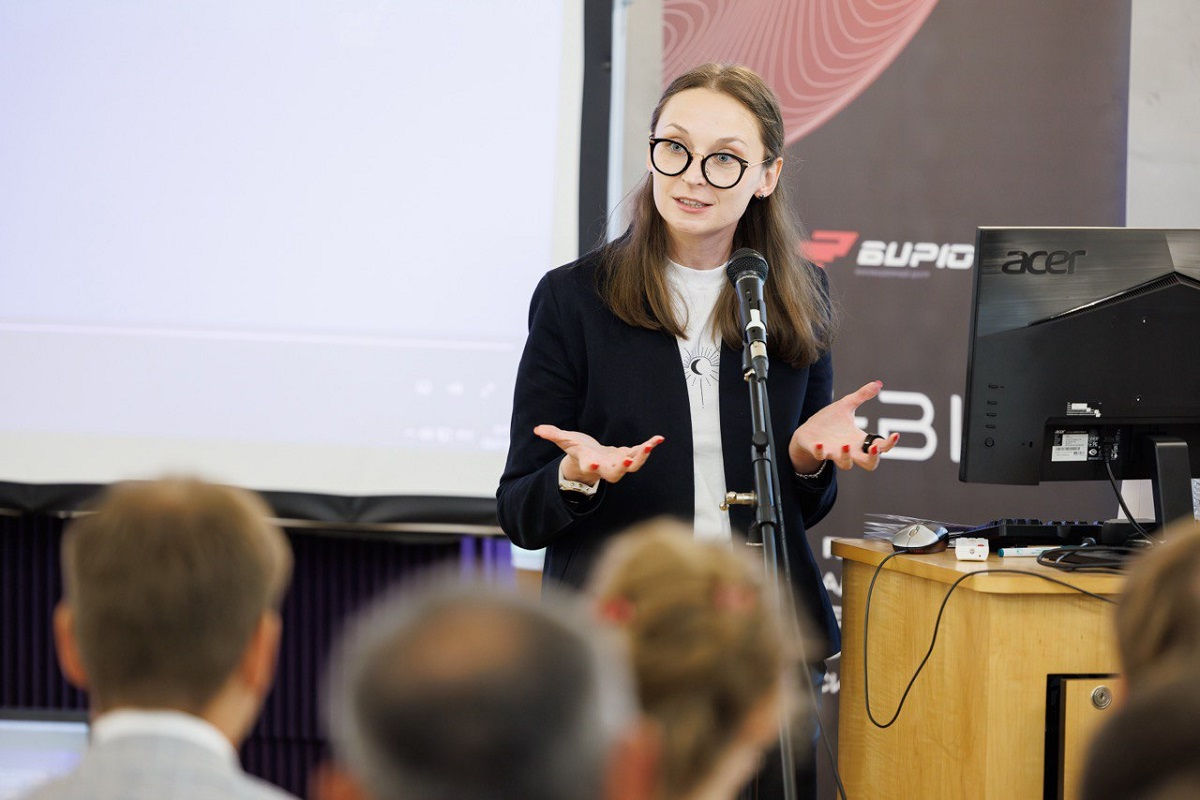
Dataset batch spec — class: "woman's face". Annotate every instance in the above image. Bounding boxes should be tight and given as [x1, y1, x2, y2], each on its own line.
[648, 87, 782, 263]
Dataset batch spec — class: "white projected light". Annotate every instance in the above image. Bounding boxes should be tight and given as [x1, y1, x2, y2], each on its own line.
[0, 1, 573, 498]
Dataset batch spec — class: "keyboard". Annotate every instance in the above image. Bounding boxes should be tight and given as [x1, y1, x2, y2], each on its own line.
[961, 518, 1102, 547]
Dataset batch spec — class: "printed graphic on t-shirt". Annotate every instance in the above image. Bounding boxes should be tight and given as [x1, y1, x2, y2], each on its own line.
[682, 345, 720, 407]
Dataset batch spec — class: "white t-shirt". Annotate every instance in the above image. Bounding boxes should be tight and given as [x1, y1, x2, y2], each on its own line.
[666, 260, 732, 544]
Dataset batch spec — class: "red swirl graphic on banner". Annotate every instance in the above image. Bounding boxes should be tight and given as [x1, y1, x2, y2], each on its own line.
[663, 0, 939, 145]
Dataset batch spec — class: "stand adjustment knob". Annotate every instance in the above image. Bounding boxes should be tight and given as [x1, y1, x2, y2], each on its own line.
[720, 491, 757, 511]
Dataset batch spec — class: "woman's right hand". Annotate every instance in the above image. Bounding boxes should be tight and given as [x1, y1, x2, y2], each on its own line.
[533, 425, 666, 486]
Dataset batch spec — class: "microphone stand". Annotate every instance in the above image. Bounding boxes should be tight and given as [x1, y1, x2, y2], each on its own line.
[726, 347, 801, 800]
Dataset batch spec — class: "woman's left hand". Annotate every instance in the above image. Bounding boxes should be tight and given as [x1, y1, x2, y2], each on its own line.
[788, 380, 900, 474]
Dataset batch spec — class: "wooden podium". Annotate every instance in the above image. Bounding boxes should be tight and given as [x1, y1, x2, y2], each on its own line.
[834, 538, 1123, 799]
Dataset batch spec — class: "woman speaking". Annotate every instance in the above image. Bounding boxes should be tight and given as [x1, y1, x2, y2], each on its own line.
[497, 62, 897, 663]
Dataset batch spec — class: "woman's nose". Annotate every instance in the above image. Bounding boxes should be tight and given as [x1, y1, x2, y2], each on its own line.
[681, 156, 708, 185]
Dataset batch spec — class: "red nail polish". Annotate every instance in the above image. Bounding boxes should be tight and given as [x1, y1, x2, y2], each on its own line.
[644, 446, 653, 454]
[623, 459, 633, 467]
[870, 445, 879, 455]
[589, 463, 600, 471]
[815, 443, 824, 452]
[841, 444, 851, 454]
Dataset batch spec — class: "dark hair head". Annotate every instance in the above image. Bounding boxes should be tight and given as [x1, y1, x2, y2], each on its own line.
[324, 580, 637, 800]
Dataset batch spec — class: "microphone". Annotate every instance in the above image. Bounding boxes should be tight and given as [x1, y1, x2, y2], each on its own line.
[726, 248, 769, 379]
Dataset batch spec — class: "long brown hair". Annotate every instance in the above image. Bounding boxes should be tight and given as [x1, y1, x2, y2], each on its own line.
[601, 63, 835, 368]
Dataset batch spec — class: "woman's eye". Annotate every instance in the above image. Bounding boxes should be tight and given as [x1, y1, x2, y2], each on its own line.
[712, 153, 738, 165]
[667, 141, 687, 154]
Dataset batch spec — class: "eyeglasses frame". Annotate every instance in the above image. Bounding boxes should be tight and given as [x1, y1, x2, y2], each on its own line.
[648, 137, 773, 189]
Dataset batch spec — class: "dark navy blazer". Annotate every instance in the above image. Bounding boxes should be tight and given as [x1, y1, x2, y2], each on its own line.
[497, 246, 840, 657]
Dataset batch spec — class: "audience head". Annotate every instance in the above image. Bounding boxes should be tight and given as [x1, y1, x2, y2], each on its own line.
[55, 477, 293, 735]
[589, 519, 800, 800]
[320, 578, 654, 800]
[1081, 673, 1200, 800]
[1114, 517, 1200, 695]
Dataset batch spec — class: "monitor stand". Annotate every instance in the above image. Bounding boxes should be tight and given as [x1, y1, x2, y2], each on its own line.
[1145, 434, 1194, 530]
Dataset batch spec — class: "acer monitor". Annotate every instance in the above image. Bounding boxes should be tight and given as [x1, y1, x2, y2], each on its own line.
[959, 227, 1200, 531]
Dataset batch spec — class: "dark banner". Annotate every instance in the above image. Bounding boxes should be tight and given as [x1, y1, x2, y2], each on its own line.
[662, 0, 1131, 782]
[779, 0, 1129, 582]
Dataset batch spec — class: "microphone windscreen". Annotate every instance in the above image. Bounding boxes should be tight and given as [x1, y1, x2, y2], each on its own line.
[726, 248, 769, 285]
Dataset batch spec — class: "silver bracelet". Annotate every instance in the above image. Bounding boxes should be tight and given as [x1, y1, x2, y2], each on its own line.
[558, 459, 600, 495]
[794, 461, 829, 480]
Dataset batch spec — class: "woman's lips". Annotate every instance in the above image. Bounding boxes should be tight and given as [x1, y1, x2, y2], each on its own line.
[674, 196, 711, 212]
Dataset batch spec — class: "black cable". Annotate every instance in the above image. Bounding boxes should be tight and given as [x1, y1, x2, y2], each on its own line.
[805, 664, 848, 800]
[1103, 459, 1153, 540]
[862, 554, 1117, 729]
[778, 565, 848, 800]
[772, 513, 845, 799]
[1035, 544, 1147, 574]
[756, 542, 848, 800]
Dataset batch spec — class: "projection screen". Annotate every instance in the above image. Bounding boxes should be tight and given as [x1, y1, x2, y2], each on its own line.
[0, 1, 579, 502]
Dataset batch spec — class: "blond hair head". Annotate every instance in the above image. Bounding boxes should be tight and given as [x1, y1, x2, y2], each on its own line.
[589, 519, 797, 798]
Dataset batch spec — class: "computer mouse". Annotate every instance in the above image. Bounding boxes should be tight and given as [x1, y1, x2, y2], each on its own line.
[890, 522, 949, 554]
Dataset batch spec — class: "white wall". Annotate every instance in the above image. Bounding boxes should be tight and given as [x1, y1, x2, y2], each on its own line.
[1124, 0, 1200, 519]
[1127, 0, 1200, 228]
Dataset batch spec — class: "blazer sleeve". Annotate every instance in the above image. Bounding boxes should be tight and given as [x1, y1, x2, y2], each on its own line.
[496, 272, 607, 550]
[793, 348, 837, 529]
[792, 266, 837, 528]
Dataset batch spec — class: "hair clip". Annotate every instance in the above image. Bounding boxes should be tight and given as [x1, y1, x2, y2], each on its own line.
[597, 596, 636, 625]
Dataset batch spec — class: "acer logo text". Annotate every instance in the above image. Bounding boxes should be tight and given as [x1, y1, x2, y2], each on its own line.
[1000, 249, 1086, 275]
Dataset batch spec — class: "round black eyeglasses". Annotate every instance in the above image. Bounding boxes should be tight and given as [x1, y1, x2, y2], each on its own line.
[648, 137, 772, 189]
